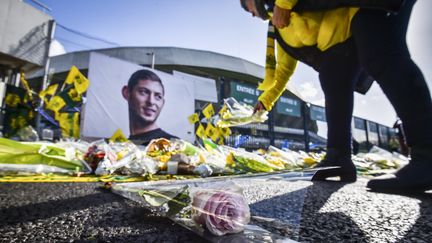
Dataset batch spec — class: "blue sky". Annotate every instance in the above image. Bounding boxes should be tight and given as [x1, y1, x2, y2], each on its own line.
[26, 0, 432, 127]
[28, 0, 268, 62]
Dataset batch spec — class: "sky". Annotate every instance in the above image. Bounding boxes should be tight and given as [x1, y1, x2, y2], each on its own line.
[26, 0, 432, 127]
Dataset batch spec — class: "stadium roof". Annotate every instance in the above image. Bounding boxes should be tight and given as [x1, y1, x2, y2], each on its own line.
[29, 46, 265, 85]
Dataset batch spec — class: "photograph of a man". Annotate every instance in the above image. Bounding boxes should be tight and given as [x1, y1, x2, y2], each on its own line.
[122, 69, 178, 144]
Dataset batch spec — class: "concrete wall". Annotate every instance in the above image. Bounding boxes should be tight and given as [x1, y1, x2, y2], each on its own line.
[0, 0, 52, 69]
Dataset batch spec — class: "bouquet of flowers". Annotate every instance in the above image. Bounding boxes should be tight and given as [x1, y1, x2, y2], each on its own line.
[111, 180, 250, 236]
[223, 146, 284, 173]
[0, 137, 91, 174]
[217, 98, 268, 128]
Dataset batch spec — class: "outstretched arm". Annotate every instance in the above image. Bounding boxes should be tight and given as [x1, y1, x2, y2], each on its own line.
[256, 43, 297, 111]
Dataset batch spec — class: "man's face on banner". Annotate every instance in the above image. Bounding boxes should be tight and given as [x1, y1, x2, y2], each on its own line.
[128, 79, 165, 124]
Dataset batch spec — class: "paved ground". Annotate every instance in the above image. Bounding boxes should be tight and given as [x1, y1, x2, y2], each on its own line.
[0, 178, 431, 242]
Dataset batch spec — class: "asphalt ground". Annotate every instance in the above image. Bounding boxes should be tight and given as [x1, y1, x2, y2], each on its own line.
[1, 178, 431, 242]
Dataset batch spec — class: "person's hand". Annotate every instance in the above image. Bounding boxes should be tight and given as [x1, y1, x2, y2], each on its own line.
[253, 101, 266, 114]
[272, 5, 291, 29]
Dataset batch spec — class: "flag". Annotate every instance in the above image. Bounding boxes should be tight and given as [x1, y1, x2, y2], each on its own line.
[20, 73, 33, 101]
[219, 127, 232, 137]
[218, 105, 228, 116]
[110, 129, 128, 142]
[46, 96, 66, 112]
[202, 103, 215, 119]
[58, 88, 76, 108]
[10, 117, 18, 130]
[28, 110, 35, 119]
[188, 113, 199, 124]
[64, 66, 78, 84]
[196, 123, 206, 138]
[39, 84, 59, 102]
[54, 110, 61, 121]
[36, 107, 59, 127]
[9, 116, 28, 130]
[4, 93, 21, 108]
[65, 66, 89, 94]
[57, 112, 80, 138]
[210, 126, 220, 142]
[16, 116, 27, 128]
[68, 87, 82, 102]
[205, 123, 216, 139]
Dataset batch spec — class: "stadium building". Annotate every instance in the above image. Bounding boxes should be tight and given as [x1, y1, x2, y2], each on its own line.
[26, 47, 393, 151]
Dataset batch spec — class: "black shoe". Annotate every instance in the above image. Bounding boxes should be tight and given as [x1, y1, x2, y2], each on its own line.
[367, 146, 432, 193]
[312, 148, 357, 182]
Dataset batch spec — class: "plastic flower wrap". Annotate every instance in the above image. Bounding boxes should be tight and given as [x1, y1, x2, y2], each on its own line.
[114, 155, 159, 176]
[0, 137, 91, 174]
[94, 141, 158, 176]
[16, 125, 39, 141]
[353, 146, 408, 174]
[298, 150, 320, 167]
[193, 139, 231, 176]
[55, 139, 90, 161]
[263, 146, 304, 170]
[190, 182, 250, 236]
[145, 138, 174, 171]
[83, 140, 107, 172]
[110, 172, 315, 241]
[223, 146, 282, 173]
[363, 146, 405, 169]
[145, 138, 172, 157]
[170, 139, 203, 156]
[197, 150, 231, 176]
[216, 98, 268, 128]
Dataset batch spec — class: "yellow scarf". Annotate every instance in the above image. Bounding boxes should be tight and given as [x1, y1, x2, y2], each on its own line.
[257, 23, 277, 91]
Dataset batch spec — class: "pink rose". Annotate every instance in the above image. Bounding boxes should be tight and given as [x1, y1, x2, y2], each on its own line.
[191, 189, 250, 236]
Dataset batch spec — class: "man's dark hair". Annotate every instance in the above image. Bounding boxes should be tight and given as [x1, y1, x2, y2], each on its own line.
[127, 69, 164, 94]
[240, 0, 274, 20]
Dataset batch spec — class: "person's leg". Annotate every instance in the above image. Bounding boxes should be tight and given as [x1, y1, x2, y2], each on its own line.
[312, 39, 360, 182]
[352, 0, 432, 192]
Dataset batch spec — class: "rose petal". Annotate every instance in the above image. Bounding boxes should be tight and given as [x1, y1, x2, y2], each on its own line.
[191, 188, 250, 236]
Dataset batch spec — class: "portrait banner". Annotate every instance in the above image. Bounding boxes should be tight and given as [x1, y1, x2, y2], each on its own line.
[82, 52, 195, 142]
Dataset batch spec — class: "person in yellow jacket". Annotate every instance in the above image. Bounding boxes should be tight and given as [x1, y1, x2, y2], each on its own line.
[241, 0, 432, 193]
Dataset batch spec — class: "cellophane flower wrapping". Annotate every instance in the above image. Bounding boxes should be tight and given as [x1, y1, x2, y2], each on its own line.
[222, 146, 283, 173]
[217, 97, 268, 128]
[0, 137, 91, 174]
[189, 182, 251, 236]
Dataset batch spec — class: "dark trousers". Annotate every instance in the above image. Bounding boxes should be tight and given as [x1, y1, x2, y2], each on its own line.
[318, 39, 360, 152]
[320, 0, 432, 151]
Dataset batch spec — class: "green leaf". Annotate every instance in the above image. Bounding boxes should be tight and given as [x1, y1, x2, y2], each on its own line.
[166, 187, 191, 218]
[138, 186, 188, 207]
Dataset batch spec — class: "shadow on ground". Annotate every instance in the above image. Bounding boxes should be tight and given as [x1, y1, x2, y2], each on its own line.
[298, 181, 368, 242]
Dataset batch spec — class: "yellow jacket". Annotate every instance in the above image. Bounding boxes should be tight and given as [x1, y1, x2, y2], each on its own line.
[258, 0, 359, 110]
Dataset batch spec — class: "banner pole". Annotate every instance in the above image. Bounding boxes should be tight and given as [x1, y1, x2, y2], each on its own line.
[35, 20, 56, 136]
